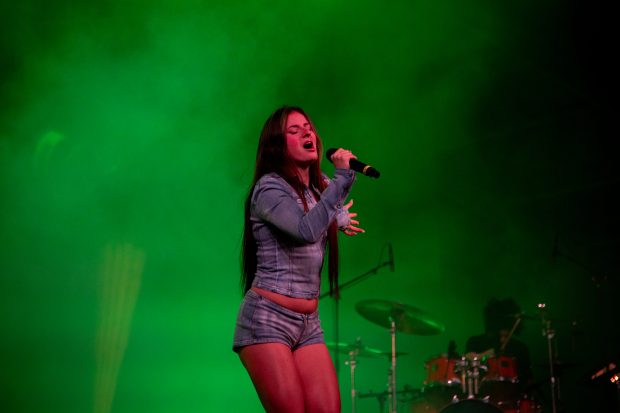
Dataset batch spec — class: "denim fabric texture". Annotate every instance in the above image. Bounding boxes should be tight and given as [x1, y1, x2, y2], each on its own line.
[232, 289, 324, 352]
[250, 168, 355, 299]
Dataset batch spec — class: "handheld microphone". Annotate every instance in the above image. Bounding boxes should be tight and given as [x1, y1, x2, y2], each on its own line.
[325, 148, 380, 178]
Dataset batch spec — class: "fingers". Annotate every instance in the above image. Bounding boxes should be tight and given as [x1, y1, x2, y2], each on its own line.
[343, 224, 365, 236]
[342, 200, 363, 236]
[330, 148, 357, 170]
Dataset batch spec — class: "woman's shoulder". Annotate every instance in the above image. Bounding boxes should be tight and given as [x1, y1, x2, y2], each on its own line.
[252, 173, 297, 204]
[253, 173, 293, 194]
[256, 172, 285, 187]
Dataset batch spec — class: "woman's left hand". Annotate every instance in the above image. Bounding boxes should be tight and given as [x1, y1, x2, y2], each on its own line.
[342, 199, 365, 236]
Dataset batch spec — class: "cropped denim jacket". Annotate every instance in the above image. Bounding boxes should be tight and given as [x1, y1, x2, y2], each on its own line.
[250, 169, 356, 299]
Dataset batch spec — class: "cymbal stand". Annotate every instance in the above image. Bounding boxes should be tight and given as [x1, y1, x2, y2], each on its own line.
[387, 318, 398, 413]
[539, 303, 558, 413]
[345, 345, 359, 413]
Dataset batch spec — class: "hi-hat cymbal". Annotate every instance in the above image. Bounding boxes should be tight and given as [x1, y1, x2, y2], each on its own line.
[355, 299, 445, 335]
[326, 341, 382, 358]
[326, 341, 409, 358]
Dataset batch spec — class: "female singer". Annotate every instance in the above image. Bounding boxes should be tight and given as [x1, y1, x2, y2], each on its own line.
[233, 106, 364, 412]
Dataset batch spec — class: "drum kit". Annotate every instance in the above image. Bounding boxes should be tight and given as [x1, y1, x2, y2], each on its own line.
[411, 351, 541, 413]
[328, 299, 543, 413]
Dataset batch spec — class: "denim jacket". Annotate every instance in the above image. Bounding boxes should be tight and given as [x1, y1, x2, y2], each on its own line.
[250, 169, 356, 298]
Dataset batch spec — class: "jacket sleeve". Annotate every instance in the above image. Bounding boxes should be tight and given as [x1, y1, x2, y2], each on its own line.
[252, 169, 356, 243]
[322, 172, 355, 229]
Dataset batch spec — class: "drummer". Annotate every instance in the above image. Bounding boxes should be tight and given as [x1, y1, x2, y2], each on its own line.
[465, 298, 533, 387]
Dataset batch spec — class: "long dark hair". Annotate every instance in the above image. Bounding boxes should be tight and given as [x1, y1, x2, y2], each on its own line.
[241, 106, 340, 297]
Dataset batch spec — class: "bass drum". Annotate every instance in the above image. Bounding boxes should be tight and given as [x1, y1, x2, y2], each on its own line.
[439, 399, 503, 413]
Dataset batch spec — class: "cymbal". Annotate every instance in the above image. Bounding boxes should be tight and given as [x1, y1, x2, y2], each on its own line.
[326, 341, 408, 358]
[327, 341, 383, 358]
[355, 299, 445, 335]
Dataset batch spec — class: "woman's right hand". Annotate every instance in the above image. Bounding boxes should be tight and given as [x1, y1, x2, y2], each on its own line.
[329, 148, 357, 170]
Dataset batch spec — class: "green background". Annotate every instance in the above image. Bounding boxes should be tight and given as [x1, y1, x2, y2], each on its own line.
[1, 1, 616, 412]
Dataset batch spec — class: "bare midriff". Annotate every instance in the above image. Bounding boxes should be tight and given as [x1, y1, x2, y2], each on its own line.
[251, 287, 318, 314]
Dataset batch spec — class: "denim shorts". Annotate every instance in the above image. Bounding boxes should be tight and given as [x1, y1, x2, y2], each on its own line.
[232, 289, 325, 353]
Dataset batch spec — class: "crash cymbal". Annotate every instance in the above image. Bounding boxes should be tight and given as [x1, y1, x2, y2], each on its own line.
[355, 299, 445, 335]
[326, 341, 409, 358]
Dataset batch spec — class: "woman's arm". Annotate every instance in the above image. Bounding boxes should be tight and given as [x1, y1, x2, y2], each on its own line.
[253, 169, 355, 243]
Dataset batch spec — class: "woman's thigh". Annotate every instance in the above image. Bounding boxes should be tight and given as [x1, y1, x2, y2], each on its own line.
[239, 343, 305, 413]
[293, 343, 341, 413]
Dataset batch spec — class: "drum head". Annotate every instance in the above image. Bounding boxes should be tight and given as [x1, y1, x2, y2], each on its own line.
[439, 399, 503, 413]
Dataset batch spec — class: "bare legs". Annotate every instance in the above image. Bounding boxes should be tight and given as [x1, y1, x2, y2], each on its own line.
[294, 343, 340, 412]
[239, 343, 340, 413]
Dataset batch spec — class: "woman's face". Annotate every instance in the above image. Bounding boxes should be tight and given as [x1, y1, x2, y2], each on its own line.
[285, 111, 318, 166]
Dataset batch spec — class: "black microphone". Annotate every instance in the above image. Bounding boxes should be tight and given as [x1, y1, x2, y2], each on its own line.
[326, 148, 380, 178]
[388, 243, 395, 272]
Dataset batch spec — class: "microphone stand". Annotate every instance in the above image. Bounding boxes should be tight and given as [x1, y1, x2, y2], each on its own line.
[538, 303, 558, 413]
[319, 244, 394, 380]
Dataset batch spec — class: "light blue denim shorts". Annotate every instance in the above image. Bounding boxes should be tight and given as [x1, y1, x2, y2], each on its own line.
[232, 289, 324, 353]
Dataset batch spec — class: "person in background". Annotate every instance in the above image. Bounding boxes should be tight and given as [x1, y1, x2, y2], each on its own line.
[466, 298, 534, 409]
